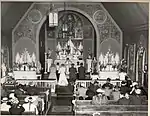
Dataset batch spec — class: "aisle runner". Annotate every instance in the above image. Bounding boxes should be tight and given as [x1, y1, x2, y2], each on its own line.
[51, 106, 72, 113]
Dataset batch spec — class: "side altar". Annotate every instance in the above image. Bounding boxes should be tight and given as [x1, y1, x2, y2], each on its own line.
[13, 48, 41, 80]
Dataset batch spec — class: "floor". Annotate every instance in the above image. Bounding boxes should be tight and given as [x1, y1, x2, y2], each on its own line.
[47, 84, 74, 115]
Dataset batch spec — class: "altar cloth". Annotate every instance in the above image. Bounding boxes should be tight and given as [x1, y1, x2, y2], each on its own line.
[13, 71, 37, 80]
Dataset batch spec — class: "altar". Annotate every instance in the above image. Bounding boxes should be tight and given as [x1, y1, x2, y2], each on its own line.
[13, 71, 37, 80]
[99, 71, 119, 80]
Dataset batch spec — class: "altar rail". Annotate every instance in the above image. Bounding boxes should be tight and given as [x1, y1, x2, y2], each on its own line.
[16, 79, 57, 93]
[75, 80, 122, 89]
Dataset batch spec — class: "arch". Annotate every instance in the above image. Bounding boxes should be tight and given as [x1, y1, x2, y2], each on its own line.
[36, 6, 100, 61]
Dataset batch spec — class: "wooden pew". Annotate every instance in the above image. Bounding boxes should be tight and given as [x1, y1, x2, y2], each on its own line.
[16, 79, 57, 93]
[74, 100, 148, 116]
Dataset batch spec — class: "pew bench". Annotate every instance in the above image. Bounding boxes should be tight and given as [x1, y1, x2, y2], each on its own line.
[74, 100, 148, 116]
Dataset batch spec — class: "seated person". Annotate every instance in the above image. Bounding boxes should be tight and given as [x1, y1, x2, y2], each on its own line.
[1, 97, 11, 111]
[102, 78, 113, 89]
[25, 95, 45, 114]
[26, 82, 38, 95]
[23, 96, 38, 115]
[117, 92, 131, 105]
[92, 88, 108, 105]
[8, 93, 19, 105]
[9, 102, 25, 115]
[130, 89, 143, 105]
[112, 86, 120, 101]
[102, 78, 113, 100]
[85, 80, 100, 100]
[76, 83, 87, 99]
[120, 81, 130, 95]
[15, 84, 26, 96]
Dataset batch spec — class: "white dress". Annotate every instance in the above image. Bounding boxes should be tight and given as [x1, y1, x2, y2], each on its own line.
[48, 67, 57, 80]
[58, 66, 68, 86]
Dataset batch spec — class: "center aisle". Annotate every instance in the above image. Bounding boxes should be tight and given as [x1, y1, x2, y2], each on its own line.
[47, 84, 74, 115]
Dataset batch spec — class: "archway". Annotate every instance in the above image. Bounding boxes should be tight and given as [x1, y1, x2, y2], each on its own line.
[36, 7, 99, 61]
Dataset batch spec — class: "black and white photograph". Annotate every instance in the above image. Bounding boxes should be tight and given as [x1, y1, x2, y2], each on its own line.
[1, 1, 149, 115]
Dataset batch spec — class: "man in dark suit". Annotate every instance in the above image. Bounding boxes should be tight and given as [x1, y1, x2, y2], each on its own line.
[69, 63, 77, 83]
[78, 63, 86, 80]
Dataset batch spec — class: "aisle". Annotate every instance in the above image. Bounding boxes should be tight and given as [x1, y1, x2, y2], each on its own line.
[47, 84, 74, 115]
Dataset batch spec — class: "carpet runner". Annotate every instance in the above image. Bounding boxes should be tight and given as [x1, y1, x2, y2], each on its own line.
[47, 85, 74, 115]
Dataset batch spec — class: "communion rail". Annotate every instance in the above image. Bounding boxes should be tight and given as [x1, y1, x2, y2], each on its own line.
[15, 79, 57, 93]
[75, 80, 121, 88]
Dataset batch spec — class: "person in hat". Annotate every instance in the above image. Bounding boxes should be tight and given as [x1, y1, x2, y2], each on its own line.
[130, 89, 143, 105]
[48, 64, 57, 80]
[117, 92, 131, 105]
[76, 83, 87, 100]
[92, 88, 108, 105]
[86, 81, 100, 100]
[102, 78, 113, 100]
[22, 96, 38, 115]
[112, 86, 120, 101]
[1, 97, 11, 111]
[120, 80, 130, 95]
[9, 93, 19, 105]
[69, 63, 77, 83]
[78, 63, 86, 80]
[9, 102, 25, 115]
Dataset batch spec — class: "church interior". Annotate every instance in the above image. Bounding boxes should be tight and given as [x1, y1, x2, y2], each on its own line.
[1, 2, 149, 115]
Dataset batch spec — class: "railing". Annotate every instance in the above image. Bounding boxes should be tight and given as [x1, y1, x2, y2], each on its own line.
[16, 79, 57, 93]
[75, 80, 121, 88]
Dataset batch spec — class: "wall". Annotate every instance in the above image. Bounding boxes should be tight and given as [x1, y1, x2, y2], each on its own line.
[12, 2, 122, 63]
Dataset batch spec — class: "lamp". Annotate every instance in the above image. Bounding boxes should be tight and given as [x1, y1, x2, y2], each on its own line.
[48, 3, 58, 27]
[62, 2, 68, 32]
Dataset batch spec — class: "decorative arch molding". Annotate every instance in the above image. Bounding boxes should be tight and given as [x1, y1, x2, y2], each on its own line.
[12, 2, 122, 62]
[36, 6, 100, 61]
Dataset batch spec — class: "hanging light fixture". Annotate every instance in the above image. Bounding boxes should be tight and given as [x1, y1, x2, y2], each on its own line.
[48, 3, 58, 27]
[62, 2, 68, 32]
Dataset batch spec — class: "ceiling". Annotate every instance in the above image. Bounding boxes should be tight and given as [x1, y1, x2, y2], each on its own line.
[1, 2, 149, 35]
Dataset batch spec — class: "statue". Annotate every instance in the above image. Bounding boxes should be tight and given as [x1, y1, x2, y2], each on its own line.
[15, 53, 20, 64]
[99, 53, 104, 65]
[36, 61, 41, 74]
[68, 39, 75, 55]
[1, 63, 7, 77]
[105, 48, 113, 64]
[86, 55, 92, 73]
[115, 53, 120, 65]
[47, 49, 53, 73]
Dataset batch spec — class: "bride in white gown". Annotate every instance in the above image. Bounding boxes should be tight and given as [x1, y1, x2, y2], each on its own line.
[58, 64, 68, 86]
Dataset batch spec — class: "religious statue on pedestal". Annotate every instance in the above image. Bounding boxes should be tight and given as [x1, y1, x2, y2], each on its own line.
[1, 63, 7, 77]
[92, 57, 98, 74]
[46, 49, 53, 73]
[86, 55, 92, 74]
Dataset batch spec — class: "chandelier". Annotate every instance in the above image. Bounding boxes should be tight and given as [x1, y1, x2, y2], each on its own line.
[48, 3, 58, 27]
